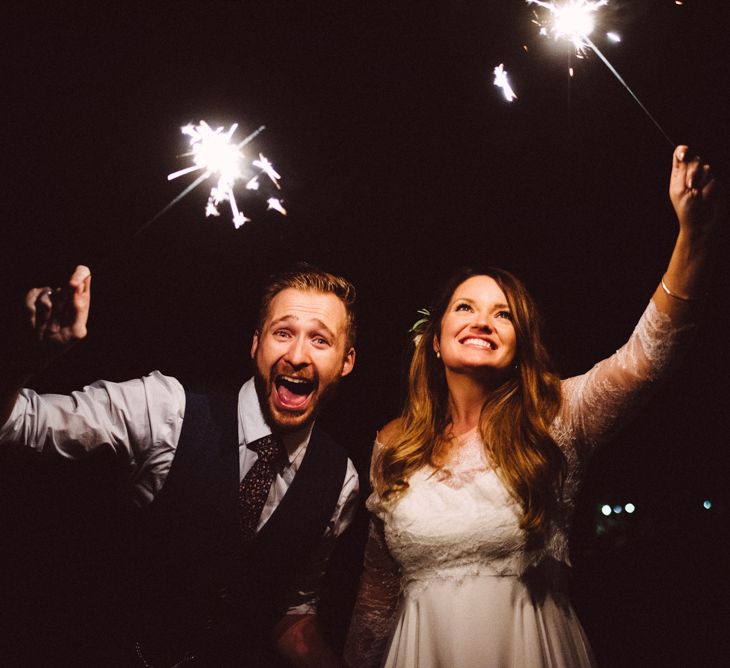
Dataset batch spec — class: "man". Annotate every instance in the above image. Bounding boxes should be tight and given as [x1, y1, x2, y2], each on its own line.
[0, 263, 359, 667]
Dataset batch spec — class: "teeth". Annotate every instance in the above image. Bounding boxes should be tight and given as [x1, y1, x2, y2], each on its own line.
[463, 338, 495, 350]
[281, 376, 308, 384]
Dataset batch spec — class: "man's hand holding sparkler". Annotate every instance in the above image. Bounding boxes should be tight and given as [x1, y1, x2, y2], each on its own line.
[1, 265, 91, 426]
[25, 264, 92, 358]
[655, 146, 726, 319]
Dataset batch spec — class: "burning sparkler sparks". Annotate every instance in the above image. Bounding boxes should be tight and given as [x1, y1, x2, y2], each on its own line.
[493, 64, 518, 102]
[267, 198, 287, 215]
[252, 153, 282, 189]
[528, 0, 608, 55]
[167, 121, 286, 228]
[525, 0, 674, 146]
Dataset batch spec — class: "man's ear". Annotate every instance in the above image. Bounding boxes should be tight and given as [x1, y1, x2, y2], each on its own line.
[250, 331, 260, 359]
[341, 347, 356, 378]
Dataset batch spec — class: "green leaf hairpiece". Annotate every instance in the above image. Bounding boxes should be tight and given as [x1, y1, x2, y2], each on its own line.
[409, 308, 431, 343]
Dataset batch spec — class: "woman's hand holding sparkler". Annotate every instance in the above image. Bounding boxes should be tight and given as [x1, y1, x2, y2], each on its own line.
[670, 146, 726, 235]
[655, 146, 726, 319]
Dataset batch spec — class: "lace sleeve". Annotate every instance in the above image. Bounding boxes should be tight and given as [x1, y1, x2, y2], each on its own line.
[556, 300, 694, 458]
[343, 516, 401, 668]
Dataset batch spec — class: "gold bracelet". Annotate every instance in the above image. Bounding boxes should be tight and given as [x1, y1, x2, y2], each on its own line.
[661, 274, 701, 302]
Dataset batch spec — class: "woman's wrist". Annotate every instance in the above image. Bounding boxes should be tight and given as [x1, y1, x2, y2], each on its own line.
[675, 222, 719, 251]
[661, 274, 704, 302]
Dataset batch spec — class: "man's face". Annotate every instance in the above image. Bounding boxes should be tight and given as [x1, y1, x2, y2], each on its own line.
[251, 288, 355, 433]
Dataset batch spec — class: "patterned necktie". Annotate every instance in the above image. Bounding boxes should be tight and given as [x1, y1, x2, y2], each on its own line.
[238, 434, 284, 542]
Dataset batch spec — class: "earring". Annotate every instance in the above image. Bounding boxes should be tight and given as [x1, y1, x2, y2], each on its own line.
[436, 349, 441, 359]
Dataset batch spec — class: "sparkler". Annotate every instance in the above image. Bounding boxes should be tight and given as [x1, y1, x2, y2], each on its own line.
[493, 64, 518, 102]
[526, 0, 675, 147]
[166, 121, 286, 229]
[79, 120, 287, 292]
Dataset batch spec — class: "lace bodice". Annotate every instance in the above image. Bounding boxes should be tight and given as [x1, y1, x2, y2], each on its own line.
[344, 301, 692, 668]
[378, 434, 528, 592]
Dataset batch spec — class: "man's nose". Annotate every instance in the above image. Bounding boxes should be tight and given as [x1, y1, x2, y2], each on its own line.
[284, 336, 310, 368]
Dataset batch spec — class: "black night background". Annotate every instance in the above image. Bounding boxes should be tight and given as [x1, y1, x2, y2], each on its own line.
[1, 2, 729, 666]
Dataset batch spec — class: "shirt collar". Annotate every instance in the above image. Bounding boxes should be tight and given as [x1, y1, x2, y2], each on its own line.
[239, 377, 313, 463]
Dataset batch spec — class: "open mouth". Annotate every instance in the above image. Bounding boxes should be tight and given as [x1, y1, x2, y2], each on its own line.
[274, 375, 315, 410]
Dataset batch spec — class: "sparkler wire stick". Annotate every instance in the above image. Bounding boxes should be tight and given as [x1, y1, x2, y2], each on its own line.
[585, 37, 675, 147]
[130, 173, 209, 241]
[85, 171, 211, 278]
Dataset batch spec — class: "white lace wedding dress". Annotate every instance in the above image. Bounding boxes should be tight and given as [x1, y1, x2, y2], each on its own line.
[345, 301, 691, 668]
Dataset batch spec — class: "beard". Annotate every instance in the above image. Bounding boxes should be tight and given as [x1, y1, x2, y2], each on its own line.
[253, 360, 343, 435]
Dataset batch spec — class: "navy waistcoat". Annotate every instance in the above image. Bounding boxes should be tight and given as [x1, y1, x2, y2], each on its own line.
[133, 391, 348, 665]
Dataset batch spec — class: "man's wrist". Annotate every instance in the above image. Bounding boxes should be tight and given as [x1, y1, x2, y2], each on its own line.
[0, 359, 42, 389]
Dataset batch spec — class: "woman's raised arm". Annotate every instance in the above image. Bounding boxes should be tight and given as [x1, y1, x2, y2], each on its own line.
[557, 146, 725, 452]
[654, 145, 726, 322]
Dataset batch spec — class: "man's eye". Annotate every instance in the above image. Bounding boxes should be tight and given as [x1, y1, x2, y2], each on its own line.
[313, 337, 330, 346]
[274, 329, 291, 338]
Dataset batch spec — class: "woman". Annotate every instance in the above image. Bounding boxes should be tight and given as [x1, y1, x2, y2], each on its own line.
[344, 147, 725, 668]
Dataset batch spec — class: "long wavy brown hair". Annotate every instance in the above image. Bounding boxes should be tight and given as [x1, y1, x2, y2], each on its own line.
[373, 267, 565, 539]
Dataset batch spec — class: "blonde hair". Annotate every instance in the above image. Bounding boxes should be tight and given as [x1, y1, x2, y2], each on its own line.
[373, 267, 565, 538]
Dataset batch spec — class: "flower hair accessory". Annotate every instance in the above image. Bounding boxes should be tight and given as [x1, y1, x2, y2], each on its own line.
[409, 308, 431, 345]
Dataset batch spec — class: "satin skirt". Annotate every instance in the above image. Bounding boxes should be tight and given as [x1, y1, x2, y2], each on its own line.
[382, 572, 597, 668]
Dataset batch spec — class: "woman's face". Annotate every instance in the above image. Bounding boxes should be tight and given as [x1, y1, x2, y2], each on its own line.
[435, 275, 517, 378]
